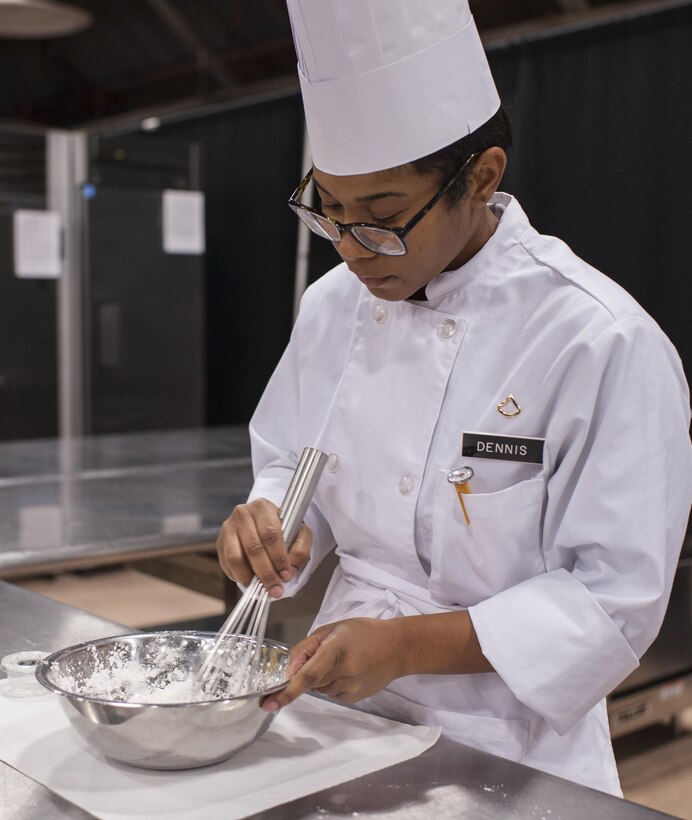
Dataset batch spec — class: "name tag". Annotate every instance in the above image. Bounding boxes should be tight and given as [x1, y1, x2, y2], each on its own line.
[462, 431, 544, 464]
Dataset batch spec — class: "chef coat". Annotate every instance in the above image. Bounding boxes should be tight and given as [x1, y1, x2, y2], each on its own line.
[247, 193, 692, 795]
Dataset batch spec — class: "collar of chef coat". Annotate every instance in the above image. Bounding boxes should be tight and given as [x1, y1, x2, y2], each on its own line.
[420, 193, 530, 303]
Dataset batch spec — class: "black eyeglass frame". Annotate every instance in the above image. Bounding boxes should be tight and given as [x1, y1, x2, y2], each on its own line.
[288, 151, 479, 256]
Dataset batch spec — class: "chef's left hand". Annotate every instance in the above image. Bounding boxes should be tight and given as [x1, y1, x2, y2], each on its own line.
[261, 618, 405, 712]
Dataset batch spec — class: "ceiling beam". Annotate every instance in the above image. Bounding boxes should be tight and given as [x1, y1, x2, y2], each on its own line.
[482, 0, 683, 47]
[12, 35, 298, 127]
[88, 75, 301, 136]
[144, 0, 237, 90]
[555, 0, 590, 10]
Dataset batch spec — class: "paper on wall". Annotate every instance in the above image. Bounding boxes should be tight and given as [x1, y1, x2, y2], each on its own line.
[162, 189, 205, 255]
[13, 209, 62, 278]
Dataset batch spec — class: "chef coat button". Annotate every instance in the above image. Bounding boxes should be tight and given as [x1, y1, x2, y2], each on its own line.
[438, 318, 457, 339]
[398, 475, 414, 496]
[326, 453, 340, 473]
[372, 303, 387, 324]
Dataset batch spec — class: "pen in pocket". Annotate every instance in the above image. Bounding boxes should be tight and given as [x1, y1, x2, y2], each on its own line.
[447, 466, 474, 525]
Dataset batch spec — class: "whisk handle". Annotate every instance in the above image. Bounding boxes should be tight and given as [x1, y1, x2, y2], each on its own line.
[279, 447, 328, 549]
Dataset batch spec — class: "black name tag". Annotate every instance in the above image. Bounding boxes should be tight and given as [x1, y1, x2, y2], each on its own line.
[462, 431, 544, 464]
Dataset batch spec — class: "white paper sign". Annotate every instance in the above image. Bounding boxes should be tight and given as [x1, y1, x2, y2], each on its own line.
[162, 189, 205, 255]
[13, 209, 62, 278]
[161, 513, 202, 534]
[18, 505, 62, 549]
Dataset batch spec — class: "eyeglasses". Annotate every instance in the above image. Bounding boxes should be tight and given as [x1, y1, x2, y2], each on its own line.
[288, 152, 479, 256]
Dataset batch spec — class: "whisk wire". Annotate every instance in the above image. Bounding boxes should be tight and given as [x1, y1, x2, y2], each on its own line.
[198, 447, 327, 696]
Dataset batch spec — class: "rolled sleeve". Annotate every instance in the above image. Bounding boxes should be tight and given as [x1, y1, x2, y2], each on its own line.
[469, 569, 639, 734]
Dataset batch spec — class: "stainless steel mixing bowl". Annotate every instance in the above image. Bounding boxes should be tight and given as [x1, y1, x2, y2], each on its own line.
[35, 631, 290, 770]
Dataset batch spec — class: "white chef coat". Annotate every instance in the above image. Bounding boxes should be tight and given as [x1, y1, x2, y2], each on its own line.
[247, 193, 692, 795]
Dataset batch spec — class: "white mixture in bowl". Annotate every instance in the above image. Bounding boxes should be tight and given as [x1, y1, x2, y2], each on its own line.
[49, 636, 287, 704]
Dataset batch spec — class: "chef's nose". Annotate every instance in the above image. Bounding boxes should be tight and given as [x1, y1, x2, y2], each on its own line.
[335, 231, 378, 261]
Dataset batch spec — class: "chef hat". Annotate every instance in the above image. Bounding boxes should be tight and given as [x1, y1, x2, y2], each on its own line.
[286, 0, 500, 175]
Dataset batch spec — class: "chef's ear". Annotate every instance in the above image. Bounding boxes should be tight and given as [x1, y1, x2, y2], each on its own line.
[468, 147, 507, 208]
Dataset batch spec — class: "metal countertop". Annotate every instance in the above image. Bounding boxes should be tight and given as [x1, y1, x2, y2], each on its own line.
[0, 582, 678, 820]
[0, 427, 252, 577]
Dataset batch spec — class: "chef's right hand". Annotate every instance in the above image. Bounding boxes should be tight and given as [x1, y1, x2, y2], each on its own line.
[216, 498, 312, 599]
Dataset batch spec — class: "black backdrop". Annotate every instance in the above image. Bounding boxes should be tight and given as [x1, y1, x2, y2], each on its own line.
[162, 2, 691, 426]
[163, 94, 304, 425]
[489, 3, 692, 380]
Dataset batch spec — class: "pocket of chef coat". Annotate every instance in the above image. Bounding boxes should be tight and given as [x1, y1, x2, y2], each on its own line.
[429, 473, 546, 607]
[368, 687, 530, 762]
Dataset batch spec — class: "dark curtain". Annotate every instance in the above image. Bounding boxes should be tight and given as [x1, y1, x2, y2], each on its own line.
[490, 4, 692, 378]
[163, 94, 305, 425]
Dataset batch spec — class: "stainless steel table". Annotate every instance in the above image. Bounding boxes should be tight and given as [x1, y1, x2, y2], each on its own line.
[0, 582, 678, 820]
[0, 427, 252, 578]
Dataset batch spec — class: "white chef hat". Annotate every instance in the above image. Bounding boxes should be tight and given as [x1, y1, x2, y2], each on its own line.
[286, 0, 500, 176]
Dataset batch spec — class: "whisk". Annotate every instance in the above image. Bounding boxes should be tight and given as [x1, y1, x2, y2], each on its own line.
[198, 446, 328, 696]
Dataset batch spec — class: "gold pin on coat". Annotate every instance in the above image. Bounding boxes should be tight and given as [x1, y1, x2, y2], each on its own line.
[497, 394, 521, 417]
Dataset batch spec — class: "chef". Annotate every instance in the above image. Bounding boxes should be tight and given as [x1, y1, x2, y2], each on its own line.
[217, 0, 692, 796]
